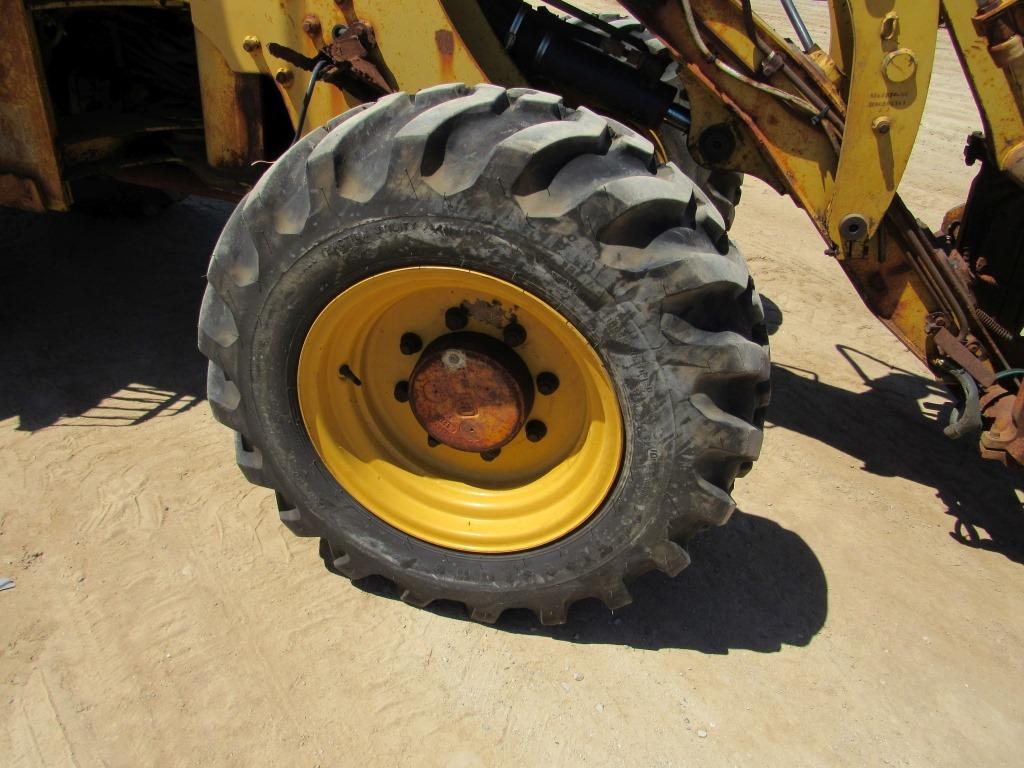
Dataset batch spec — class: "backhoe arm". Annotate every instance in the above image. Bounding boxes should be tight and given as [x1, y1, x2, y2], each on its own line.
[622, 0, 1024, 466]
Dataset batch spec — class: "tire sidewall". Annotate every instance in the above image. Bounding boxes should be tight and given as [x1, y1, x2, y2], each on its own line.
[247, 214, 682, 598]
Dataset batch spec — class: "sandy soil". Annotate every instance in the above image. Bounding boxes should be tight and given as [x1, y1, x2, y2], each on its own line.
[2, 3, 1023, 766]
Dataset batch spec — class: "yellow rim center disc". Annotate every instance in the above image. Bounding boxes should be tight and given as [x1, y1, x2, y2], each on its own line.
[297, 267, 623, 553]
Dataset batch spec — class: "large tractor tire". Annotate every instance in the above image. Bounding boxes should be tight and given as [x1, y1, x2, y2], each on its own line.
[199, 84, 770, 624]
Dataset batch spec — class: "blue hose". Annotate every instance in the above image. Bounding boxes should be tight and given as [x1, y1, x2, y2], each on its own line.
[994, 368, 1024, 383]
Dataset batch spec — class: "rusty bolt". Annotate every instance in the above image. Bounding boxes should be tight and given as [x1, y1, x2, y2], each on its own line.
[275, 68, 294, 87]
[536, 372, 559, 395]
[445, 306, 469, 331]
[872, 116, 892, 135]
[394, 380, 410, 403]
[400, 333, 423, 355]
[302, 15, 322, 36]
[525, 420, 547, 443]
[242, 36, 261, 53]
[503, 322, 527, 348]
[480, 448, 501, 462]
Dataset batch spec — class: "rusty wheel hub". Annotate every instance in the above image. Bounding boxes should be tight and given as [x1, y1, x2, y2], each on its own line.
[409, 332, 535, 453]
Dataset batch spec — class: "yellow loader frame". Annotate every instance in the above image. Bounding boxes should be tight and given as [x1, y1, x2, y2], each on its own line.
[3, 0, 1023, 464]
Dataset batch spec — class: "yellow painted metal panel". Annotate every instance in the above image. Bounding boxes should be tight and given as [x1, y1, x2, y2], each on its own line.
[194, 29, 264, 166]
[825, 0, 940, 247]
[188, 0, 489, 134]
[943, 0, 1024, 175]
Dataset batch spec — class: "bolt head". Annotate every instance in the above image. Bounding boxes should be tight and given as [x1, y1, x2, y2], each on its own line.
[242, 36, 261, 52]
[445, 306, 469, 331]
[525, 420, 547, 442]
[332, 24, 348, 39]
[274, 68, 294, 86]
[536, 372, 559, 395]
[839, 213, 869, 242]
[441, 349, 467, 371]
[302, 15, 321, 35]
[872, 116, 892, 135]
[399, 333, 423, 355]
[503, 322, 526, 347]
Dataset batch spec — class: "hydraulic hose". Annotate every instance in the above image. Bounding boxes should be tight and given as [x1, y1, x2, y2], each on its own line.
[292, 58, 329, 145]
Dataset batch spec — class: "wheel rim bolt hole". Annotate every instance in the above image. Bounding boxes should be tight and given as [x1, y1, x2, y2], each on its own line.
[480, 448, 501, 462]
[536, 371, 559, 395]
[503, 321, 526, 347]
[444, 305, 469, 331]
[525, 420, 547, 443]
[394, 380, 410, 403]
[399, 333, 422, 355]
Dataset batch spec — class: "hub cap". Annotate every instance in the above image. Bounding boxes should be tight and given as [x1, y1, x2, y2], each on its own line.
[409, 333, 534, 453]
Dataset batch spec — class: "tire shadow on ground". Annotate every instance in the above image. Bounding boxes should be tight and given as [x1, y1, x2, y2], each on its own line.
[0, 199, 230, 431]
[347, 510, 828, 653]
[769, 358, 1024, 565]
[762, 295, 1022, 565]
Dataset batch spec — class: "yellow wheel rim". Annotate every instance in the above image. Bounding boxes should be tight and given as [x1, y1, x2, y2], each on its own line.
[297, 267, 624, 553]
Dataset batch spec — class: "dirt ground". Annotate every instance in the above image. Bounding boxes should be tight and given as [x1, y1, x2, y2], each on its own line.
[3, 3, 1024, 766]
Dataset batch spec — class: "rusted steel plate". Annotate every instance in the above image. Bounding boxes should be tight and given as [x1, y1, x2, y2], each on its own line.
[981, 382, 1024, 467]
[0, 0, 66, 210]
[409, 333, 533, 453]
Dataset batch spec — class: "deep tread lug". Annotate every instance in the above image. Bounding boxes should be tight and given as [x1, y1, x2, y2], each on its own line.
[399, 588, 434, 608]
[649, 541, 691, 577]
[538, 602, 569, 626]
[468, 604, 505, 624]
[600, 582, 634, 611]
[198, 285, 239, 348]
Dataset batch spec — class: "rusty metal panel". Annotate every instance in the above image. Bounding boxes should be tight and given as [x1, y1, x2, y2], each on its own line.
[0, 0, 67, 211]
[194, 29, 264, 167]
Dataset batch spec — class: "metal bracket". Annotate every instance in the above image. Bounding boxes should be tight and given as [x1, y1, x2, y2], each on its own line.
[825, 0, 940, 246]
[268, 20, 394, 99]
[943, 366, 983, 438]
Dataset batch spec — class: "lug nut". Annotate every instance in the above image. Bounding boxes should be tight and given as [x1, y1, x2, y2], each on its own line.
[399, 332, 423, 355]
[427, 436, 440, 448]
[536, 371, 559, 395]
[503, 322, 526, 347]
[394, 380, 409, 403]
[480, 448, 501, 462]
[445, 305, 469, 331]
[525, 420, 547, 442]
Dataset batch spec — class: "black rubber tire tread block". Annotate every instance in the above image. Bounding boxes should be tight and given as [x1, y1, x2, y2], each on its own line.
[199, 84, 770, 625]
[565, 10, 743, 227]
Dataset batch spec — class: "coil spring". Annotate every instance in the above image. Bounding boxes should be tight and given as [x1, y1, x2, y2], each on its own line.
[975, 308, 1015, 343]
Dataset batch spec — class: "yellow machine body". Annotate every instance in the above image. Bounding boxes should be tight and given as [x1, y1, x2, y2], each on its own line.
[3, 0, 1024, 465]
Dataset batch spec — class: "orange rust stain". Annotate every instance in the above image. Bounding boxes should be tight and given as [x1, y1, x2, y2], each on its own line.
[435, 29, 456, 82]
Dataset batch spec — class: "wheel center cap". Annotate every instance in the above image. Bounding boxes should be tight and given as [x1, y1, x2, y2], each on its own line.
[409, 332, 534, 452]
